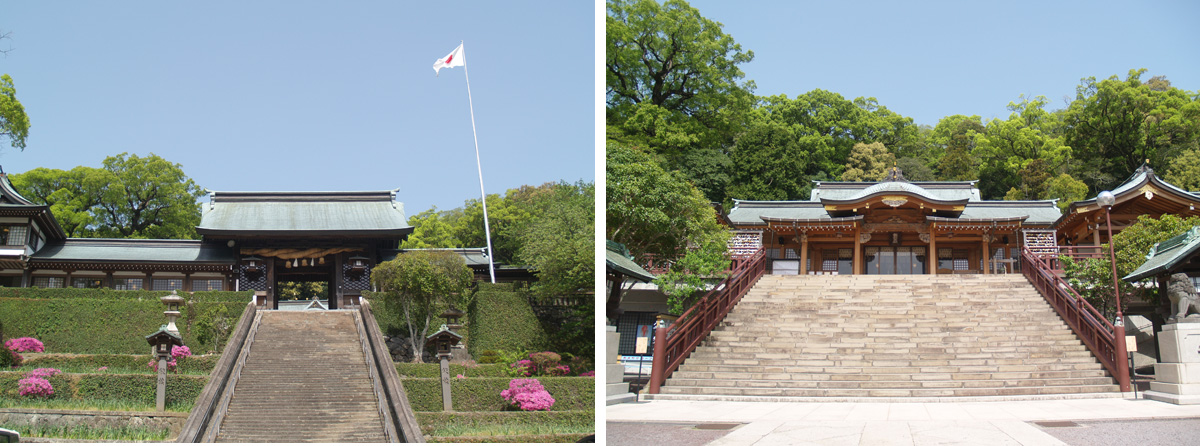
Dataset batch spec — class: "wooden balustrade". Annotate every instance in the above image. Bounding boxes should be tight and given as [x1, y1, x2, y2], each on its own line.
[647, 249, 767, 394]
[1020, 247, 1128, 390]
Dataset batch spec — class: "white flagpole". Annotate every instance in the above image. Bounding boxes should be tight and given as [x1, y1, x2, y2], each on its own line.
[460, 41, 497, 283]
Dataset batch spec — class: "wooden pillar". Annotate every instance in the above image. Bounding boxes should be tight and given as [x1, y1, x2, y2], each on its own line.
[929, 232, 938, 275]
[853, 227, 863, 275]
[65, 270, 74, 288]
[799, 233, 809, 275]
[21, 268, 31, 288]
[1093, 223, 1101, 247]
[104, 271, 114, 289]
[266, 258, 276, 309]
[145, 271, 154, 291]
[981, 236, 990, 275]
[334, 252, 345, 309]
[183, 272, 192, 292]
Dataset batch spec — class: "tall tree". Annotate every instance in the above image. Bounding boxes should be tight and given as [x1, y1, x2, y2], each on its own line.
[11, 153, 203, 239]
[841, 142, 896, 182]
[931, 115, 984, 181]
[607, 143, 723, 260]
[398, 207, 463, 250]
[0, 74, 29, 151]
[726, 115, 814, 201]
[516, 181, 594, 298]
[372, 251, 473, 363]
[1165, 148, 1200, 192]
[1064, 69, 1200, 192]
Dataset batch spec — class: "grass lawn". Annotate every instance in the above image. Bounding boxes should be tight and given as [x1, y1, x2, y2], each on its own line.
[0, 422, 173, 442]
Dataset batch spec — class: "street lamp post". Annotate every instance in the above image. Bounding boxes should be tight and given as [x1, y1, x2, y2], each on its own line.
[1098, 190, 1131, 392]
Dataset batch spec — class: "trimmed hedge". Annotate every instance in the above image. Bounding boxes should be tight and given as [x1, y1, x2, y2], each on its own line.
[0, 371, 206, 408]
[402, 377, 593, 412]
[0, 295, 248, 354]
[395, 363, 509, 378]
[467, 283, 547, 358]
[364, 292, 469, 345]
[415, 410, 593, 433]
[0, 288, 252, 302]
[20, 354, 217, 374]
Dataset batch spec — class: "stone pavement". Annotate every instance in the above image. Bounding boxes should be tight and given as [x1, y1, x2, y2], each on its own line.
[607, 398, 1200, 445]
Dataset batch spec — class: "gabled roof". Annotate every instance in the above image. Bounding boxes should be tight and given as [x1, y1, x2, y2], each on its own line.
[197, 191, 412, 237]
[958, 200, 1062, 226]
[1124, 227, 1200, 282]
[605, 240, 654, 283]
[811, 180, 980, 202]
[31, 239, 236, 264]
[1063, 164, 1200, 217]
[0, 173, 67, 240]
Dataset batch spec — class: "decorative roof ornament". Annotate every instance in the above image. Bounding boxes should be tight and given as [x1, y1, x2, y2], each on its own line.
[881, 165, 908, 183]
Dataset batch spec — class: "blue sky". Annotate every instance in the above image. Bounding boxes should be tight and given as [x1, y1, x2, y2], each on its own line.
[685, 0, 1200, 127]
[1, 1, 594, 214]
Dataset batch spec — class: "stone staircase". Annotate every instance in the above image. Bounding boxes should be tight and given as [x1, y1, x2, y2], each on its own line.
[658, 274, 1120, 400]
[214, 310, 389, 442]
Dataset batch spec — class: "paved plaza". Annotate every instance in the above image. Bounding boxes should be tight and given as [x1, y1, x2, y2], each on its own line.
[607, 398, 1200, 445]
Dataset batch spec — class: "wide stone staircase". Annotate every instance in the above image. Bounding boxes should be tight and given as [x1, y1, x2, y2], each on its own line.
[214, 310, 390, 442]
[658, 274, 1120, 400]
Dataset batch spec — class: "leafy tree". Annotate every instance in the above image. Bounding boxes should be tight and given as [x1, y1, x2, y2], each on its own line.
[1042, 173, 1089, 210]
[1165, 147, 1200, 191]
[931, 115, 984, 181]
[516, 181, 595, 298]
[606, 0, 755, 145]
[11, 153, 203, 239]
[841, 142, 895, 182]
[0, 74, 29, 151]
[1064, 69, 1200, 192]
[726, 116, 813, 201]
[1062, 214, 1200, 320]
[607, 143, 724, 260]
[399, 207, 464, 250]
[975, 96, 1072, 199]
[372, 251, 473, 363]
[653, 231, 731, 315]
[896, 156, 934, 181]
[276, 281, 328, 301]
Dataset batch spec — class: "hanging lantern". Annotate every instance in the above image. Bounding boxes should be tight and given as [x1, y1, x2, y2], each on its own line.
[301, 259, 308, 267]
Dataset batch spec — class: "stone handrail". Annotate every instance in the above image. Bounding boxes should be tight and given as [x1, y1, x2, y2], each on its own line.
[353, 309, 401, 442]
[358, 297, 425, 443]
[176, 300, 259, 442]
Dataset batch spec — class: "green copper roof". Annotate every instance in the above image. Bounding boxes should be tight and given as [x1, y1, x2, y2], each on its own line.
[1124, 227, 1200, 282]
[198, 191, 412, 236]
[32, 239, 236, 264]
[606, 240, 655, 282]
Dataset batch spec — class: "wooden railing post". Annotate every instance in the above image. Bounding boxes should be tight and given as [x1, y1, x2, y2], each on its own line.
[647, 317, 669, 394]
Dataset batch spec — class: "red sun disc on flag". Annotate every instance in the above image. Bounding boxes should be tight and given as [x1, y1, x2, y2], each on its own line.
[445, 55, 453, 64]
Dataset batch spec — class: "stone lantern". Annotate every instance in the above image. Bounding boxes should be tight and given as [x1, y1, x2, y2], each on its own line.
[427, 324, 463, 411]
[160, 291, 185, 336]
[145, 326, 183, 412]
[440, 307, 465, 331]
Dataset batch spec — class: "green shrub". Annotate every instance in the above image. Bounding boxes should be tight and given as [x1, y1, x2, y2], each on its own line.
[0, 371, 205, 408]
[467, 283, 547, 359]
[395, 363, 509, 378]
[401, 377, 593, 412]
[20, 354, 217, 374]
[478, 350, 502, 364]
[0, 288, 251, 302]
[0, 296, 248, 354]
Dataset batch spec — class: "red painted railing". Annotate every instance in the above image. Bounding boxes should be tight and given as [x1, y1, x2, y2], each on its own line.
[647, 249, 767, 394]
[1020, 247, 1128, 390]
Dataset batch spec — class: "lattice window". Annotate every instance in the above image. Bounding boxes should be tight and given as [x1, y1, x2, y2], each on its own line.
[114, 278, 143, 291]
[192, 279, 224, 291]
[343, 262, 373, 292]
[33, 277, 64, 288]
[72, 278, 103, 289]
[153, 279, 183, 291]
[0, 225, 27, 246]
[239, 264, 269, 292]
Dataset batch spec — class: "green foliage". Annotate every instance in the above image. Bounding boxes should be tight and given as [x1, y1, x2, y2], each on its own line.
[726, 115, 815, 200]
[478, 350, 503, 364]
[1165, 147, 1200, 191]
[1065, 69, 1200, 192]
[0, 371, 205, 410]
[373, 251, 473, 363]
[467, 284, 547, 359]
[841, 142, 896, 182]
[606, 144, 725, 260]
[515, 182, 594, 299]
[3, 423, 171, 442]
[0, 344, 18, 367]
[653, 231, 732, 316]
[11, 153, 204, 239]
[1062, 214, 1200, 319]
[0, 290, 250, 354]
[1043, 174, 1089, 210]
[0, 74, 30, 151]
[399, 207, 465, 250]
[401, 377, 593, 412]
[19, 354, 216, 374]
[415, 410, 594, 440]
[395, 362, 510, 378]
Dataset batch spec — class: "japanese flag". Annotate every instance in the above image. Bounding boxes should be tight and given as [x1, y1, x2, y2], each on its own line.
[433, 43, 465, 76]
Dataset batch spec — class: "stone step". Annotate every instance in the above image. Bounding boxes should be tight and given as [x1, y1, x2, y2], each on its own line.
[659, 384, 1121, 398]
[677, 362, 1107, 374]
[671, 369, 1110, 381]
[664, 377, 1117, 389]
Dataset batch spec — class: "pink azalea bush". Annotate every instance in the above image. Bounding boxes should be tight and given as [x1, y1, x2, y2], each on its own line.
[18, 377, 53, 397]
[18, 368, 60, 397]
[580, 370, 595, 377]
[500, 378, 555, 411]
[5, 337, 44, 353]
[97, 366, 108, 372]
[148, 344, 192, 373]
